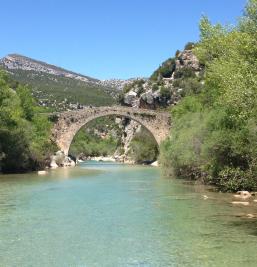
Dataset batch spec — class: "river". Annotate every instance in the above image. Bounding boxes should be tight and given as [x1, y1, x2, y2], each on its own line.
[0, 161, 257, 267]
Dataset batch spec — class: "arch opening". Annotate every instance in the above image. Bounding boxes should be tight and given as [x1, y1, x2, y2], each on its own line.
[68, 114, 159, 164]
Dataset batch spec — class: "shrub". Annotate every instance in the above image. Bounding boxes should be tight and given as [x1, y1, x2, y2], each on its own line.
[174, 67, 196, 79]
[184, 42, 195, 50]
[160, 86, 171, 98]
[217, 167, 257, 192]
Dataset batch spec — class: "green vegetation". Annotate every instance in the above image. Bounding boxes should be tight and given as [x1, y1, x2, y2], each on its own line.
[7, 69, 116, 110]
[69, 116, 121, 158]
[129, 127, 158, 163]
[150, 58, 176, 81]
[0, 70, 57, 173]
[160, 0, 257, 192]
[184, 42, 196, 50]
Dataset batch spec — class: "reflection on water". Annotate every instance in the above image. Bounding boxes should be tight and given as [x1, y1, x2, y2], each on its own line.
[0, 161, 257, 267]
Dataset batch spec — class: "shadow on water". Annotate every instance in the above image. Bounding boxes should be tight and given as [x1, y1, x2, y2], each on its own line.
[228, 218, 257, 236]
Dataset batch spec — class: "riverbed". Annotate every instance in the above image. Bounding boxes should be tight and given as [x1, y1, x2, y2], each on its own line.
[0, 161, 257, 266]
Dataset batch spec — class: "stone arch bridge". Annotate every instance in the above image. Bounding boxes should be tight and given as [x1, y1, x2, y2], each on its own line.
[52, 106, 171, 155]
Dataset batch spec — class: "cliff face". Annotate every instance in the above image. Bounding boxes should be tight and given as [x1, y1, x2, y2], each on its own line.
[121, 48, 203, 109]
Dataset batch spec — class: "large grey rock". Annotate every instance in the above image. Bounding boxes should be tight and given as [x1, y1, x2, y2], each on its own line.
[123, 91, 137, 106]
[141, 90, 154, 104]
[50, 150, 76, 168]
[175, 50, 201, 71]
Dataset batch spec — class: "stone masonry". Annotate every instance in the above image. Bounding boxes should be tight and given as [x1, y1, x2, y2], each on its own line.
[52, 106, 171, 155]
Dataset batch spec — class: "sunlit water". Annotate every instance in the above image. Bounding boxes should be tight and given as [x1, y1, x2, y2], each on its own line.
[0, 162, 257, 267]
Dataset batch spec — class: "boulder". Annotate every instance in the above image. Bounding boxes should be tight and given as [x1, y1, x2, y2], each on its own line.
[151, 161, 159, 167]
[38, 170, 47, 175]
[124, 91, 137, 106]
[175, 50, 201, 71]
[50, 151, 76, 168]
[50, 159, 58, 169]
[141, 90, 154, 105]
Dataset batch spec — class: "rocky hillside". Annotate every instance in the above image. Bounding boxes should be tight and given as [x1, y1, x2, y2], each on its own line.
[1, 54, 98, 82]
[0, 54, 119, 110]
[119, 43, 204, 109]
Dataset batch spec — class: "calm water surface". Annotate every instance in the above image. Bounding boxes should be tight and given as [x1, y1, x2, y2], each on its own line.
[0, 162, 257, 267]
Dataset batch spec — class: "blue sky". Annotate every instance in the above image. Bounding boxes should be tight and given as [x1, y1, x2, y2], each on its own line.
[1, 0, 247, 79]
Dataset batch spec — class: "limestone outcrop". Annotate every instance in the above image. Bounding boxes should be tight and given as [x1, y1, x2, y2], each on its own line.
[50, 151, 76, 168]
[119, 48, 203, 110]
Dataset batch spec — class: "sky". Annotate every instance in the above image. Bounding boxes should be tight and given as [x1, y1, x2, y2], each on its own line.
[0, 0, 247, 79]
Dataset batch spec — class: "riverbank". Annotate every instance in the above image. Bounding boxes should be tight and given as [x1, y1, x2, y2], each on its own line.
[77, 155, 159, 166]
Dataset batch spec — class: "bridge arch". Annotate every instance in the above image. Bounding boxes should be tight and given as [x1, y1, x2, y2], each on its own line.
[52, 106, 171, 155]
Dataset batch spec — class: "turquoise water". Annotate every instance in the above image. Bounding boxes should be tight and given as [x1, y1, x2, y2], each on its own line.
[0, 162, 257, 267]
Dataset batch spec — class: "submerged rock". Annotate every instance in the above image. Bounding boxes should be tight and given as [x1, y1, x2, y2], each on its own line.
[233, 191, 252, 200]
[246, 214, 256, 219]
[231, 201, 250, 206]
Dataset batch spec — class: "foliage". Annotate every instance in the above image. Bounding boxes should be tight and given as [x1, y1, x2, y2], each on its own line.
[173, 78, 203, 96]
[69, 116, 121, 158]
[160, 0, 257, 191]
[5, 69, 116, 111]
[173, 67, 196, 79]
[150, 58, 176, 80]
[129, 128, 158, 163]
[160, 86, 171, 98]
[0, 70, 56, 173]
[184, 42, 195, 50]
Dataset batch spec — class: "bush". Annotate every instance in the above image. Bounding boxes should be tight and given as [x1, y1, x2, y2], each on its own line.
[173, 78, 203, 96]
[160, 86, 171, 98]
[0, 70, 56, 173]
[150, 58, 176, 80]
[174, 67, 196, 79]
[217, 167, 257, 192]
[184, 42, 195, 50]
[161, 0, 257, 191]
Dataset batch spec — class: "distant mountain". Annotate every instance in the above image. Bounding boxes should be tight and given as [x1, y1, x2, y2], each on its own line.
[0, 54, 121, 110]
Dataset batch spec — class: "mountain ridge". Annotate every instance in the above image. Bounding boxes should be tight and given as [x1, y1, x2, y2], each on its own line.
[0, 53, 123, 110]
[0, 53, 99, 83]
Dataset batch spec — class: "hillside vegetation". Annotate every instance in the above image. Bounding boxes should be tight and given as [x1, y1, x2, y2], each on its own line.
[0, 54, 117, 110]
[7, 69, 116, 110]
[69, 116, 122, 158]
[0, 70, 56, 173]
[119, 43, 203, 109]
[160, 0, 257, 192]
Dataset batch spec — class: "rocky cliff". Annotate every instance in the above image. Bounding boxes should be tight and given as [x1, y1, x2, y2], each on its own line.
[120, 46, 204, 109]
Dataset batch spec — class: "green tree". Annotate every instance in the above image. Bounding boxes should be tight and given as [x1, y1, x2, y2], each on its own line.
[160, 0, 257, 191]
